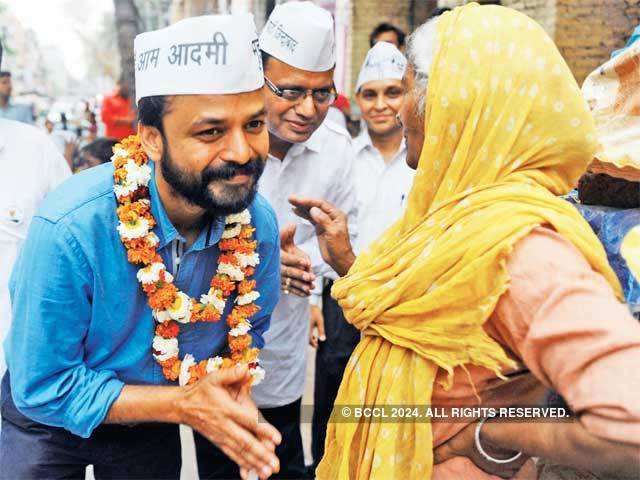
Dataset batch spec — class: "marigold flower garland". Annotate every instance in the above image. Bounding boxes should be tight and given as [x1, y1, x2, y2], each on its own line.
[112, 135, 265, 387]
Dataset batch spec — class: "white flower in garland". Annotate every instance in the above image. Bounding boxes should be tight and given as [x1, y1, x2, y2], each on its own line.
[111, 147, 130, 161]
[249, 365, 265, 386]
[137, 262, 166, 284]
[146, 232, 160, 247]
[236, 291, 260, 306]
[167, 291, 193, 323]
[200, 289, 226, 314]
[206, 356, 224, 373]
[124, 159, 151, 187]
[229, 322, 251, 337]
[152, 336, 178, 361]
[153, 309, 172, 323]
[113, 160, 151, 199]
[221, 224, 242, 239]
[236, 252, 260, 269]
[218, 262, 244, 281]
[225, 210, 252, 225]
[179, 354, 196, 386]
[117, 216, 151, 240]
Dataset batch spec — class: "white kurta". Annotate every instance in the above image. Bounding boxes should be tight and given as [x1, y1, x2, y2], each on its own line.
[0, 119, 71, 375]
[253, 120, 357, 408]
[352, 128, 415, 253]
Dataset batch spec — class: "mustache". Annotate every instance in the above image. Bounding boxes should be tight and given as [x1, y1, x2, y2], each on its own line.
[201, 157, 265, 183]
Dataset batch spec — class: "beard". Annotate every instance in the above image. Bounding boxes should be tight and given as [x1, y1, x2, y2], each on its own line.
[160, 138, 265, 217]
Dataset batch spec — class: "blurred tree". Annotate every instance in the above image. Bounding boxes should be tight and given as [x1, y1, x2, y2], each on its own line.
[113, 0, 139, 99]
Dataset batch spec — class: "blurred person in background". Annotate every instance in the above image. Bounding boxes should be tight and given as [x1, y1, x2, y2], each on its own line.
[45, 115, 78, 171]
[75, 137, 118, 172]
[369, 22, 406, 51]
[0, 39, 71, 394]
[0, 72, 33, 124]
[309, 41, 415, 471]
[101, 75, 136, 140]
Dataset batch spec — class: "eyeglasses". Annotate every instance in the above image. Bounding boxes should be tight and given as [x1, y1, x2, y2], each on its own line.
[264, 76, 337, 105]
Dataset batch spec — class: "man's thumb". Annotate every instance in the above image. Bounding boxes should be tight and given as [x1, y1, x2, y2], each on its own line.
[280, 224, 297, 248]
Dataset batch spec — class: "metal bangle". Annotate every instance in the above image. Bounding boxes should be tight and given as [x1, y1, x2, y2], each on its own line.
[474, 417, 523, 464]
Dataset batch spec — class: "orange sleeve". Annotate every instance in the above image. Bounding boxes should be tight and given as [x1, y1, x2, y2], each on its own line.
[493, 227, 640, 445]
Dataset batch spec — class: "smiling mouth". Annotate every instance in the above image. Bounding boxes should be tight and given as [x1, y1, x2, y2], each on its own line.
[287, 120, 312, 131]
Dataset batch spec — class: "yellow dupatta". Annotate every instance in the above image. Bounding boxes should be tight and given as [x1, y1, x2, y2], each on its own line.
[317, 4, 622, 479]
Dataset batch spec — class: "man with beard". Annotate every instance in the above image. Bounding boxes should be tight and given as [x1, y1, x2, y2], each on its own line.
[195, 2, 357, 478]
[1, 15, 281, 480]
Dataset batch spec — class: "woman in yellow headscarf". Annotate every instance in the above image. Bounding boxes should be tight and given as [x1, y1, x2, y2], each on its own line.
[291, 3, 640, 479]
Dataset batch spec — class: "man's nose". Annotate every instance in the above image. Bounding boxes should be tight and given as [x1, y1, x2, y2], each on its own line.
[219, 129, 252, 165]
[295, 93, 317, 119]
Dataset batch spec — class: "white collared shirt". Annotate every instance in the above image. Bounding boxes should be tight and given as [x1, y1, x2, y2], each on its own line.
[0, 119, 71, 374]
[353, 128, 415, 253]
[252, 120, 357, 408]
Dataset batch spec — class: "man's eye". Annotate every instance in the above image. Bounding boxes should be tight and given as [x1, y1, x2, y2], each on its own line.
[198, 128, 223, 137]
[246, 120, 265, 131]
[281, 89, 303, 100]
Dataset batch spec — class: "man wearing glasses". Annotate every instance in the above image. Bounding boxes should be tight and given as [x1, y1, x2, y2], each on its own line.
[194, 2, 357, 478]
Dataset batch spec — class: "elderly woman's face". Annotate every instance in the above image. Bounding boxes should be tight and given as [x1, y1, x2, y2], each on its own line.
[399, 66, 425, 170]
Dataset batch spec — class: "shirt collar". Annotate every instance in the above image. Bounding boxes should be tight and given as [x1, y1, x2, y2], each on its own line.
[148, 161, 224, 251]
[354, 127, 407, 162]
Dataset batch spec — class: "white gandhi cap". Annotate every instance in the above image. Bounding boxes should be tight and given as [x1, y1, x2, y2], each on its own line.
[259, 1, 336, 72]
[356, 41, 407, 92]
[134, 14, 264, 104]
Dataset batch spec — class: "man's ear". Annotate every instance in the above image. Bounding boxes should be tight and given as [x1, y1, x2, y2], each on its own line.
[139, 124, 163, 163]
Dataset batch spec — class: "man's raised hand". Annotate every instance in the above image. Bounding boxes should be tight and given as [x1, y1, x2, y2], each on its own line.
[280, 224, 315, 297]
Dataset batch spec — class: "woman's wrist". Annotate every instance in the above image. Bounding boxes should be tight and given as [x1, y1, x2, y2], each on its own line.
[475, 417, 523, 462]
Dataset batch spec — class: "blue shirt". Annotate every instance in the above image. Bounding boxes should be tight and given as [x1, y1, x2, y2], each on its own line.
[5, 162, 280, 438]
[0, 102, 33, 124]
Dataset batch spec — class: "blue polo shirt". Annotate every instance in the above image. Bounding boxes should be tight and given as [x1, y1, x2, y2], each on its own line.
[5, 162, 280, 438]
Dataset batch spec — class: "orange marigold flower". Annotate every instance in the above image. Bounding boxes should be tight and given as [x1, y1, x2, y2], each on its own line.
[148, 283, 178, 310]
[219, 238, 240, 251]
[229, 334, 252, 353]
[160, 357, 180, 381]
[192, 304, 221, 323]
[211, 275, 235, 296]
[237, 304, 260, 317]
[237, 280, 256, 295]
[242, 267, 255, 277]
[156, 320, 180, 338]
[218, 253, 238, 266]
[239, 226, 255, 239]
[127, 245, 156, 265]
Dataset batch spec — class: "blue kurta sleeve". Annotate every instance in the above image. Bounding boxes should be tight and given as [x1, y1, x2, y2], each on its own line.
[248, 203, 281, 350]
[6, 217, 124, 438]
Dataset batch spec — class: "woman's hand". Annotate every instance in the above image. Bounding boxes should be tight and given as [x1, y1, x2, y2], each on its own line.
[289, 195, 355, 276]
[433, 419, 530, 479]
